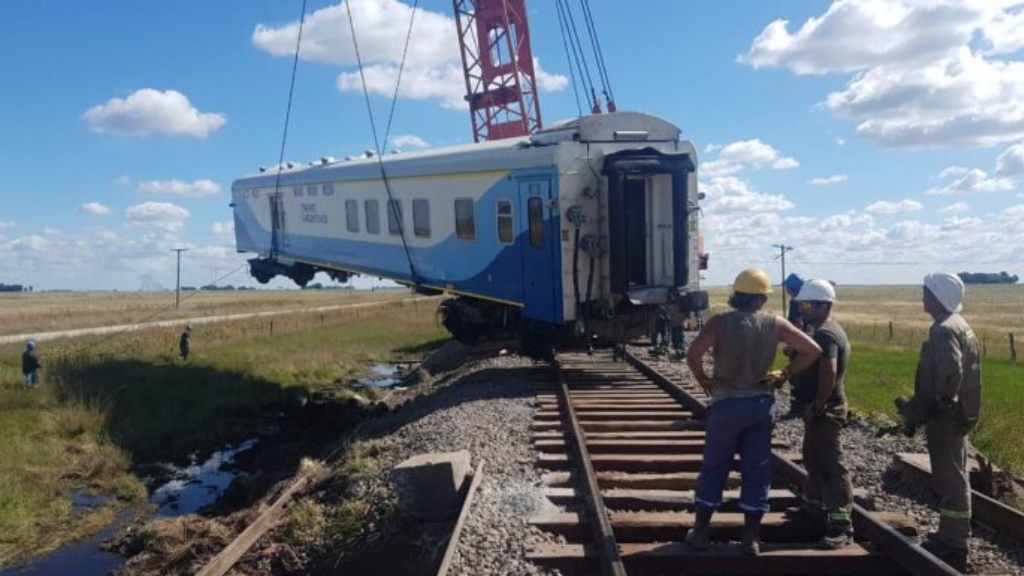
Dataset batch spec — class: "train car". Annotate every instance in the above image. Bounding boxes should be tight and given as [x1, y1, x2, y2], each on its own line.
[231, 111, 708, 343]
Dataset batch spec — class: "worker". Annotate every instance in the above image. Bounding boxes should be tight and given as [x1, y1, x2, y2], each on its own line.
[895, 273, 980, 572]
[652, 306, 671, 357]
[784, 273, 805, 327]
[21, 340, 41, 388]
[179, 325, 192, 361]
[791, 279, 854, 549]
[684, 268, 821, 555]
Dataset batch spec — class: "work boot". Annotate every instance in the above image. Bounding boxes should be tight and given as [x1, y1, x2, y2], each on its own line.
[819, 521, 854, 549]
[741, 512, 762, 556]
[921, 538, 968, 573]
[685, 507, 712, 551]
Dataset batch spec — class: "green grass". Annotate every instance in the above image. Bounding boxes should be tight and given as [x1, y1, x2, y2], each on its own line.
[0, 298, 446, 568]
[838, 343, 1024, 475]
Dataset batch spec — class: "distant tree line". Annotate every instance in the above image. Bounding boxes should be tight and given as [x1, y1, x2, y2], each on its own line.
[957, 271, 1019, 284]
[0, 283, 30, 292]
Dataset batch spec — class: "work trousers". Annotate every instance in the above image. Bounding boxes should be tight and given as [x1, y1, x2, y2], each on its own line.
[926, 417, 971, 550]
[695, 394, 775, 513]
[802, 406, 853, 517]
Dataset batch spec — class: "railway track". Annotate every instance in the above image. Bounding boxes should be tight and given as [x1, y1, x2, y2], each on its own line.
[526, 347, 966, 576]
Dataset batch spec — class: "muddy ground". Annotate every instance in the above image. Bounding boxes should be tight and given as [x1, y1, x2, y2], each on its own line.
[104, 339, 516, 576]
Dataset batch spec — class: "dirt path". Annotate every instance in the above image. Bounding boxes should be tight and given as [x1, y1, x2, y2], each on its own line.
[0, 297, 430, 345]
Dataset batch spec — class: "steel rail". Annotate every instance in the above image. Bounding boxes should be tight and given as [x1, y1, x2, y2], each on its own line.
[552, 353, 628, 576]
[621, 347, 965, 576]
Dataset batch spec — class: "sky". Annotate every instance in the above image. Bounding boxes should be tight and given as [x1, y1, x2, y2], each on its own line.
[2, 0, 1024, 291]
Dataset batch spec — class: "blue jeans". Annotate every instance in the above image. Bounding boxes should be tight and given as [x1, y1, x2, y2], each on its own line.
[695, 394, 776, 513]
[23, 371, 38, 387]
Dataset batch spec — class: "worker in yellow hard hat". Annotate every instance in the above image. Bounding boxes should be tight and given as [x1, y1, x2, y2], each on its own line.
[685, 268, 821, 555]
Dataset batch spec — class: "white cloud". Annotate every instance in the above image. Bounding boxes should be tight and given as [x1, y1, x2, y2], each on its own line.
[701, 139, 799, 177]
[254, 0, 567, 110]
[836, 137, 847, 146]
[996, 142, 1024, 176]
[210, 220, 235, 243]
[742, 2, 1024, 149]
[941, 216, 982, 230]
[137, 179, 221, 198]
[0, 221, 18, 231]
[939, 202, 969, 214]
[926, 167, 1014, 195]
[125, 202, 190, 233]
[79, 202, 112, 215]
[808, 174, 848, 186]
[392, 134, 430, 149]
[82, 89, 226, 138]
[819, 211, 874, 231]
[864, 199, 923, 215]
[938, 166, 971, 179]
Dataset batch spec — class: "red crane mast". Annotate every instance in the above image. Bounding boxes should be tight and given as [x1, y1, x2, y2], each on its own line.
[454, 0, 543, 142]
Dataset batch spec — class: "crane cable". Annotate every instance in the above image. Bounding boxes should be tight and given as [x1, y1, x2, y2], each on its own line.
[554, 0, 584, 116]
[579, 0, 615, 111]
[268, 0, 310, 258]
[556, 0, 600, 113]
[345, 0, 420, 289]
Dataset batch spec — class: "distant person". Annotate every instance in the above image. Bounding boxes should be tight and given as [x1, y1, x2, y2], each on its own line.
[684, 268, 821, 555]
[791, 279, 854, 549]
[22, 340, 41, 388]
[179, 325, 192, 361]
[784, 273, 806, 327]
[895, 273, 980, 572]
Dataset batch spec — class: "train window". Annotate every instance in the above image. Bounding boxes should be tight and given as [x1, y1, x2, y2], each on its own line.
[306, 185, 319, 197]
[345, 199, 359, 233]
[323, 183, 335, 196]
[497, 200, 513, 244]
[528, 197, 544, 247]
[365, 199, 380, 235]
[388, 199, 404, 235]
[412, 199, 430, 238]
[293, 186, 302, 198]
[455, 198, 475, 240]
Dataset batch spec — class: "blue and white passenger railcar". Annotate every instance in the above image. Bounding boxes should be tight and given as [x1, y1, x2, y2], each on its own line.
[231, 111, 708, 342]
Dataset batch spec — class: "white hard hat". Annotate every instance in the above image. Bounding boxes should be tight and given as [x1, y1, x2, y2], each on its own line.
[795, 279, 836, 303]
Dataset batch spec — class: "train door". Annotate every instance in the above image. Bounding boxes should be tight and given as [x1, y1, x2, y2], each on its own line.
[624, 177, 649, 287]
[270, 192, 286, 254]
[519, 180, 558, 321]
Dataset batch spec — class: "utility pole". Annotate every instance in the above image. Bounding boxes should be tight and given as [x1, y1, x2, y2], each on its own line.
[772, 243, 794, 312]
[170, 248, 188, 308]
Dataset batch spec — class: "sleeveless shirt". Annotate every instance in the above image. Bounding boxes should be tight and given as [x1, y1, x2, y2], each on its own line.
[711, 310, 778, 401]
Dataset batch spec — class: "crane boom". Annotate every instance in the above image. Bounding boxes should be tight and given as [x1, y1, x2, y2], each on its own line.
[454, 0, 542, 142]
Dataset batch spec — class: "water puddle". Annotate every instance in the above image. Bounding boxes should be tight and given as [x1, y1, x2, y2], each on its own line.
[150, 438, 257, 516]
[0, 439, 256, 576]
[356, 363, 406, 388]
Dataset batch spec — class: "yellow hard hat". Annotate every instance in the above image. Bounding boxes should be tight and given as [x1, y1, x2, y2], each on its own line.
[733, 268, 774, 295]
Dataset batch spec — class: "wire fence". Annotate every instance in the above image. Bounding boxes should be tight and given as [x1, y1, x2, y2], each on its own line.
[841, 319, 1018, 361]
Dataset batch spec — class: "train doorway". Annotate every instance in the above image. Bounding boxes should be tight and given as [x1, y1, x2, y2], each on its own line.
[624, 177, 648, 287]
[519, 179, 559, 322]
[269, 193, 286, 255]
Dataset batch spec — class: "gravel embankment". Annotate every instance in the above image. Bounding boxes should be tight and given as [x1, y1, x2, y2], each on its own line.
[641, 347, 1024, 576]
[366, 353, 564, 576]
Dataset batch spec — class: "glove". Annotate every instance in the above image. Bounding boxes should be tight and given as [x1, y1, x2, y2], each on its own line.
[759, 369, 790, 390]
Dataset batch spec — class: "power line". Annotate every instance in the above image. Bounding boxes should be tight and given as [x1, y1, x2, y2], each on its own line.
[170, 248, 189, 309]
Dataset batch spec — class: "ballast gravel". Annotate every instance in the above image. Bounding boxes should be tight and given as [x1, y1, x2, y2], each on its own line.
[366, 353, 564, 576]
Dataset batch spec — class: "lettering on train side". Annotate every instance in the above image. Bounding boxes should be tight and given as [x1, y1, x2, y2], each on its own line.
[301, 202, 329, 224]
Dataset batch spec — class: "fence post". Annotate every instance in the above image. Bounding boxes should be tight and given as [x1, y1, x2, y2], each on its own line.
[1011, 333, 1017, 361]
[982, 334, 988, 358]
[888, 321, 894, 340]
[270, 321, 274, 336]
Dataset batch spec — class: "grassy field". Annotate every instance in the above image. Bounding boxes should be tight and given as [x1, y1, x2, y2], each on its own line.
[0, 293, 446, 567]
[707, 283, 1024, 473]
[0, 288, 410, 336]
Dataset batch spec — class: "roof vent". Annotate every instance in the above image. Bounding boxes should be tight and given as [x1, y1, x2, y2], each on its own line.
[613, 130, 648, 141]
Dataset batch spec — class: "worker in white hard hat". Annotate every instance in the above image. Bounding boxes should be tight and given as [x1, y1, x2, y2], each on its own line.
[789, 279, 854, 549]
[895, 273, 980, 572]
[684, 268, 821, 555]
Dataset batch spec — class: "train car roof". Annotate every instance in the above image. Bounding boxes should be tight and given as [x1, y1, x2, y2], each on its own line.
[233, 111, 684, 190]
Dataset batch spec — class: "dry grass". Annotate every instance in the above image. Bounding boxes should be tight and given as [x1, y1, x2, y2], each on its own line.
[0, 288, 410, 336]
